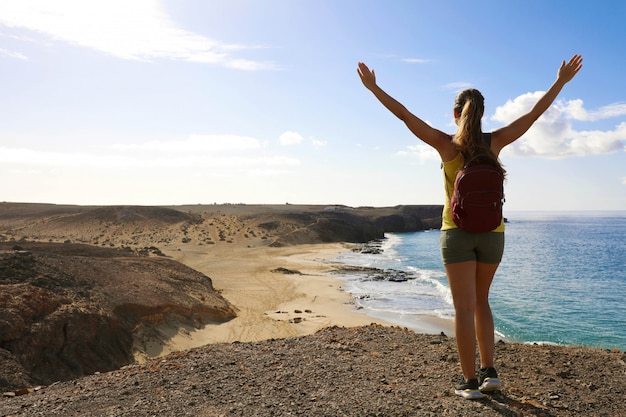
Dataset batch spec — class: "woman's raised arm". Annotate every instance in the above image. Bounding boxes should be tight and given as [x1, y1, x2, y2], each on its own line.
[357, 62, 455, 160]
[491, 54, 583, 154]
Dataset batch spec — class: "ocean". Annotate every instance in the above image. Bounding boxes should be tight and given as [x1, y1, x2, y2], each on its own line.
[333, 211, 626, 351]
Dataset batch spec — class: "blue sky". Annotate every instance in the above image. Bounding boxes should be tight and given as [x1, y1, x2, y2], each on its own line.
[0, 0, 624, 211]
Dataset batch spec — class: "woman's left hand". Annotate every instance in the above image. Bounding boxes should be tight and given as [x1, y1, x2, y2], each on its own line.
[357, 62, 377, 90]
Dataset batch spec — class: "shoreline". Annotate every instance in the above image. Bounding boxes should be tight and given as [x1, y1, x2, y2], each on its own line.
[136, 241, 455, 361]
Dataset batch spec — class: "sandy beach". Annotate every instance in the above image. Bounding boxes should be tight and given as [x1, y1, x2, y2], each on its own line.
[143, 241, 454, 360]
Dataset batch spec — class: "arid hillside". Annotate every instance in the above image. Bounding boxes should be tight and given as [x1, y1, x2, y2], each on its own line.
[0, 203, 442, 248]
[0, 203, 441, 390]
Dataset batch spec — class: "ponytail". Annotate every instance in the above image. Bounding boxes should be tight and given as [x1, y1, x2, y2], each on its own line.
[453, 89, 506, 177]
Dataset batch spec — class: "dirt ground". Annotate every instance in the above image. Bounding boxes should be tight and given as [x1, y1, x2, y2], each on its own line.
[1, 325, 625, 417]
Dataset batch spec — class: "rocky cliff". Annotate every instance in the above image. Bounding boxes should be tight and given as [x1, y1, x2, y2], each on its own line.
[0, 242, 236, 390]
[237, 204, 443, 246]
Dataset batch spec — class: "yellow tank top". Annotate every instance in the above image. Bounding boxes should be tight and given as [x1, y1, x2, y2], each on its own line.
[441, 153, 505, 232]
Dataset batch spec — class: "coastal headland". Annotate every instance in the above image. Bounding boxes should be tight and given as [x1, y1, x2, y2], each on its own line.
[0, 203, 443, 386]
[0, 202, 624, 416]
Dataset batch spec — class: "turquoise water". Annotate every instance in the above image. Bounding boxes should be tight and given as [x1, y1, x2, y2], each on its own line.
[335, 211, 626, 351]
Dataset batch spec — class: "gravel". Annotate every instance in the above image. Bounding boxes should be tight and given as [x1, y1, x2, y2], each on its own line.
[2, 325, 625, 417]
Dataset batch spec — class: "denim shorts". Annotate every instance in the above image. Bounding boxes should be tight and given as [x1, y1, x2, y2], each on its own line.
[440, 229, 505, 265]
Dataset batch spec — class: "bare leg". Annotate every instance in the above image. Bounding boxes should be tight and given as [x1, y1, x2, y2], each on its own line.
[475, 262, 499, 368]
[445, 261, 478, 381]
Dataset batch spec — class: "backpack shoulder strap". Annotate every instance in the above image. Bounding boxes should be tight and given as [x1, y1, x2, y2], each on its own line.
[483, 132, 492, 147]
[441, 132, 492, 170]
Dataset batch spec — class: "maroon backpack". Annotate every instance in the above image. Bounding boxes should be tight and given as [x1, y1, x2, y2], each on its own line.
[450, 134, 505, 233]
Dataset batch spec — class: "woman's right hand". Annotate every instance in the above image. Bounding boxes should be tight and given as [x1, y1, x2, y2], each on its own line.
[557, 54, 583, 84]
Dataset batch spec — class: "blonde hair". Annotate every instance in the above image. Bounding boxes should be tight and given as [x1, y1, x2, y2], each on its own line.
[454, 89, 506, 177]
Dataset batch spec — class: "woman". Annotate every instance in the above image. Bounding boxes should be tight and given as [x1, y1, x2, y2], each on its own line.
[357, 54, 583, 400]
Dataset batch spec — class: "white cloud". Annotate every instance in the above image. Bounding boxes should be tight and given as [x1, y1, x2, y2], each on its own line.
[249, 168, 292, 177]
[397, 143, 439, 162]
[402, 58, 430, 64]
[0, 134, 299, 173]
[112, 134, 266, 153]
[311, 139, 327, 149]
[279, 131, 304, 146]
[444, 81, 473, 91]
[492, 92, 626, 158]
[0, 47, 27, 60]
[555, 100, 626, 121]
[0, 0, 276, 70]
